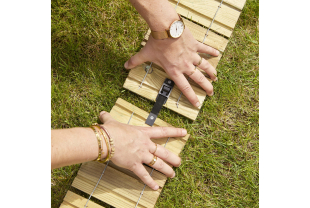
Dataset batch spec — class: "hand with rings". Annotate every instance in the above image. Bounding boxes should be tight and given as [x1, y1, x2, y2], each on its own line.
[98, 111, 187, 190]
[124, 27, 219, 108]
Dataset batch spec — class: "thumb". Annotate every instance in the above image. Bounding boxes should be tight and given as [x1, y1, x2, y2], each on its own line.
[124, 49, 147, 69]
[99, 111, 114, 124]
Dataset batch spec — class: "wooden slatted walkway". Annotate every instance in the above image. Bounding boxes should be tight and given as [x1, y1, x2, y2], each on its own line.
[60, 0, 247, 207]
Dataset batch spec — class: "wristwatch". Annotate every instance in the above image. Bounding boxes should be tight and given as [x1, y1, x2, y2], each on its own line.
[151, 14, 185, 40]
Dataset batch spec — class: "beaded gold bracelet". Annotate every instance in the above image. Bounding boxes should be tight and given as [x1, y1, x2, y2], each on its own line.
[100, 125, 115, 159]
[90, 125, 103, 162]
[94, 124, 111, 163]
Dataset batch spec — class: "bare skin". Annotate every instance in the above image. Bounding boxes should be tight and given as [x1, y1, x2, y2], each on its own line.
[51, 111, 187, 190]
[125, 0, 219, 108]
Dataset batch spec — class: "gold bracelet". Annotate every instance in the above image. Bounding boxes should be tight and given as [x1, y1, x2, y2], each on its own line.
[90, 125, 102, 161]
[100, 125, 115, 159]
[94, 125, 110, 163]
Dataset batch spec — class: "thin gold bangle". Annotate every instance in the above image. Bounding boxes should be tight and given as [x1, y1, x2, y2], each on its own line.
[95, 124, 111, 163]
[100, 125, 115, 159]
[93, 125, 105, 159]
[94, 125, 110, 163]
[90, 125, 102, 161]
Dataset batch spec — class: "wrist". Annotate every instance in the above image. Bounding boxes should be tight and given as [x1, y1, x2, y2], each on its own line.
[129, 0, 179, 31]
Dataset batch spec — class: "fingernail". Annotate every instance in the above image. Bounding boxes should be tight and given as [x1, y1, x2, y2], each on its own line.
[216, 50, 220, 56]
[154, 185, 159, 190]
[195, 101, 201, 108]
[124, 61, 128, 69]
[171, 172, 175, 178]
[214, 77, 218, 82]
[208, 92, 214, 96]
[182, 129, 187, 135]
[100, 111, 106, 116]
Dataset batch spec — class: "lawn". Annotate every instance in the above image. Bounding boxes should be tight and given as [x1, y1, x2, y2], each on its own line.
[51, 0, 259, 207]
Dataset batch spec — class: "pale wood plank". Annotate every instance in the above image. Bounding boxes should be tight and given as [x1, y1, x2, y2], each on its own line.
[123, 64, 206, 120]
[169, 0, 233, 37]
[60, 201, 76, 208]
[72, 175, 142, 208]
[183, 18, 228, 52]
[61, 191, 104, 208]
[72, 162, 160, 208]
[222, 0, 247, 10]
[170, 0, 241, 29]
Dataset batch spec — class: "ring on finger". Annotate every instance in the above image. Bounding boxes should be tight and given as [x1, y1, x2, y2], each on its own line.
[195, 56, 203, 67]
[188, 66, 197, 76]
[149, 155, 157, 166]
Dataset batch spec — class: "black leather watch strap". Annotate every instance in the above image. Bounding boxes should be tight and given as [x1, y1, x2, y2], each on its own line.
[145, 78, 175, 126]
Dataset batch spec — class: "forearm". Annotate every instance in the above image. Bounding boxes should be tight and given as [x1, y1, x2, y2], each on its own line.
[129, 0, 179, 31]
[51, 127, 108, 169]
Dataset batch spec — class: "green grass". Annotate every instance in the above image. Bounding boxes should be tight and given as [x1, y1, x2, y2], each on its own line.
[51, 0, 259, 207]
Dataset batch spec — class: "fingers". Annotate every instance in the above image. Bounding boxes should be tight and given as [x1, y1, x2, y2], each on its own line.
[124, 48, 147, 69]
[171, 72, 201, 108]
[150, 143, 181, 167]
[190, 69, 214, 96]
[193, 53, 217, 81]
[131, 163, 159, 190]
[138, 126, 187, 139]
[99, 111, 114, 123]
[196, 41, 220, 56]
[144, 153, 175, 178]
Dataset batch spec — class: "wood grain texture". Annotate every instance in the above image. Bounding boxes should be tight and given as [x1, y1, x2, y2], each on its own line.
[123, 64, 207, 120]
[67, 98, 190, 208]
[222, 0, 247, 10]
[60, 191, 104, 208]
[169, 0, 233, 37]
[72, 162, 160, 208]
[170, 0, 241, 30]
[183, 18, 228, 52]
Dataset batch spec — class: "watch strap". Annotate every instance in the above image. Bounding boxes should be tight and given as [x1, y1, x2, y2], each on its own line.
[151, 30, 170, 40]
[145, 78, 175, 126]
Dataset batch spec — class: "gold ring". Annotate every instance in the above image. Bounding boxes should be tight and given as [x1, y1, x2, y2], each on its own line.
[195, 56, 202, 66]
[153, 143, 158, 154]
[188, 66, 197, 76]
[149, 155, 157, 166]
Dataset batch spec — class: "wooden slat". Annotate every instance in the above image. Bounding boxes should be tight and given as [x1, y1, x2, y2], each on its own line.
[169, 0, 233, 37]
[183, 18, 228, 52]
[69, 99, 190, 208]
[223, 0, 247, 10]
[60, 202, 76, 208]
[73, 162, 161, 208]
[123, 64, 207, 120]
[60, 191, 104, 208]
[170, 0, 241, 30]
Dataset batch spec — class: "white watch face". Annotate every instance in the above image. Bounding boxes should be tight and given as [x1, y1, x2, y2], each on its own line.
[169, 20, 184, 38]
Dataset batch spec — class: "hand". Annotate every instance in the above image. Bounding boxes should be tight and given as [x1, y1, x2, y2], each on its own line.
[99, 111, 187, 190]
[124, 27, 219, 108]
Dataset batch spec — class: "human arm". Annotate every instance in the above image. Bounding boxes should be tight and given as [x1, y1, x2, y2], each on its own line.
[125, 0, 219, 108]
[51, 111, 187, 190]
